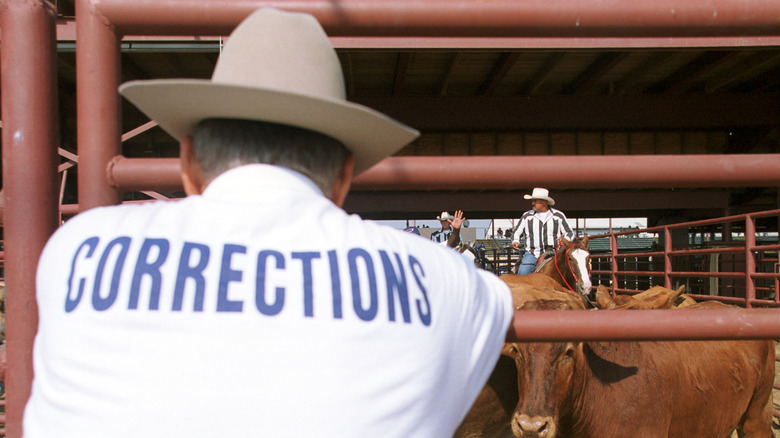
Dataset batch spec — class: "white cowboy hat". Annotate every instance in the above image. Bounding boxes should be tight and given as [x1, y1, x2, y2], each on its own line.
[119, 8, 419, 175]
[524, 187, 556, 206]
[436, 211, 455, 221]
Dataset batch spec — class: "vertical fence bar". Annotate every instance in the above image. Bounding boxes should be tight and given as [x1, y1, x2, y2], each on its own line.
[664, 226, 672, 289]
[76, 0, 123, 211]
[0, 1, 60, 436]
[745, 215, 756, 308]
[610, 234, 618, 294]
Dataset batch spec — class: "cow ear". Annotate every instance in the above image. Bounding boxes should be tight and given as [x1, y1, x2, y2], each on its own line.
[567, 342, 583, 359]
[501, 343, 518, 357]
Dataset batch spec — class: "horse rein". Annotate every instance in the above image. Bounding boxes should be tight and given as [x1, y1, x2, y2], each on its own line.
[554, 241, 581, 293]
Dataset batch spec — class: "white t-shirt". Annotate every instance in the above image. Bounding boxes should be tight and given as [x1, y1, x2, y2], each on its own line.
[24, 164, 513, 438]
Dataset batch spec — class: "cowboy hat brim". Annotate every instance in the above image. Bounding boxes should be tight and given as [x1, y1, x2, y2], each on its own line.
[119, 79, 419, 175]
[523, 194, 555, 205]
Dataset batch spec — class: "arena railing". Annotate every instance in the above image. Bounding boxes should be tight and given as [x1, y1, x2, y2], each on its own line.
[588, 208, 780, 309]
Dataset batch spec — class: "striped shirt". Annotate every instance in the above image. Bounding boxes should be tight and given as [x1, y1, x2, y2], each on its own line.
[511, 208, 575, 258]
[431, 228, 453, 245]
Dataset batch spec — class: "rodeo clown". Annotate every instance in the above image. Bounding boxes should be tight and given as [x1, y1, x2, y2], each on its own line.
[24, 8, 514, 438]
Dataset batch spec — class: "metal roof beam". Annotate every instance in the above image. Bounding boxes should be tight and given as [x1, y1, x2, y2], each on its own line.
[355, 93, 780, 130]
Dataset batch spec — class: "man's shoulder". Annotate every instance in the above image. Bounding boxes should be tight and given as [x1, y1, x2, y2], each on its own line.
[550, 208, 568, 218]
[68, 200, 179, 225]
[47, 201, 184, 245]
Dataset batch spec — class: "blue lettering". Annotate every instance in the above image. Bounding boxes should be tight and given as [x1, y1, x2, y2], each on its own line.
[217, 244, 245, 312]
[409, 255, 431, 326]
[380, 250, 411, 323]
[292, 252, 320, 317]
[65, 236, 100, 312]
[92, 236, 132, 311]
[256, 250, 285, 316]
[173, 242, 209, 311]
[348, 248, 377, 321]
[129, 238, 170, 310]
[327, 250, 343, 319]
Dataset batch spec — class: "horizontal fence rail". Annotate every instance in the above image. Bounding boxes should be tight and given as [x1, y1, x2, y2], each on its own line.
[507, 307, 780, 342]
[588, 208, 780, 309]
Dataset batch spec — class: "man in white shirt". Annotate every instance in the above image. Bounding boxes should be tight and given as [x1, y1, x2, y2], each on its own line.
[511, 187, 575, 275]
[24, 8, 514, 438]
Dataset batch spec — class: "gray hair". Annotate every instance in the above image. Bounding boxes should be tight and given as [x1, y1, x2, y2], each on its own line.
[191, 118, 351, 193]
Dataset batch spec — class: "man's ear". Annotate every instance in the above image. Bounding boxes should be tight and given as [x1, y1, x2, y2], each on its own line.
[329, 154, 354, 207]
[180, 136, 205, 195]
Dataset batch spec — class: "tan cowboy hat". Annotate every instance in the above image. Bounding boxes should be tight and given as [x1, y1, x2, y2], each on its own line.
[119, 8, 419, 175]
[524, 187, 556, 206]
[436, 211, 455, 221]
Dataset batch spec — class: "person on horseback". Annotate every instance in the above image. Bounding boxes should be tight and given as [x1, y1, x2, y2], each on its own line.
[431, 210, 466, 248]
[511, 188, 575, 275]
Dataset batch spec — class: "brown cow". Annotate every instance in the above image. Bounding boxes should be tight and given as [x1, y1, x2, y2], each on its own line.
[455, 291, 584, 438]
[594, 284, 689, 310]
[504, 300, 776, 438]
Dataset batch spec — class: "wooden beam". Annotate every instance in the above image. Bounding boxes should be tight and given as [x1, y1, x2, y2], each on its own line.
[479, 52, 520, 95]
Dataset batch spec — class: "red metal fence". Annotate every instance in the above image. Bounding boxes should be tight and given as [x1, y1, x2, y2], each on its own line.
[588, 208, 780, 309]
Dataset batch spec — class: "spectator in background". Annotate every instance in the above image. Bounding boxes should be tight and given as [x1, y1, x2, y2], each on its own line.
[431, 210, 466, 248]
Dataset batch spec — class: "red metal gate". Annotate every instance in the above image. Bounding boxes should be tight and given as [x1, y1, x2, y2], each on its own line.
[588, 208, 780, 308]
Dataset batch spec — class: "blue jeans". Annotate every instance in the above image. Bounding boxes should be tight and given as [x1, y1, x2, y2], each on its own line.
[517, 252, 538, 275]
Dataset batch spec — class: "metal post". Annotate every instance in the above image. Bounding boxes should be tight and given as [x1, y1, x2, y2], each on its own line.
[610, 234, 618, 294]
[745, 216, 756, 308]
[664, 226, 673, 289]
[0, 1, 60, 436]
[76, 0, 123, 211]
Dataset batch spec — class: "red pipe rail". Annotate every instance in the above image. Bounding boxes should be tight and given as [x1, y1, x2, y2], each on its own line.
[0, 2, 60, 437]
[109, 154, 780, 193]
[76, 0, 124, 211]
[91, 0, 780, 38]
[506, 307, 780, 343]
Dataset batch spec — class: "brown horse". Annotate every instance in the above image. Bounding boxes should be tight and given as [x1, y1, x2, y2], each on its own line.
[501, 236, 592, 297]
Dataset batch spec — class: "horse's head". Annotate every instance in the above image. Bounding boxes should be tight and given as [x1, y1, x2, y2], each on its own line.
[457, 242, 491, 270]
[556, 236, 592, 296]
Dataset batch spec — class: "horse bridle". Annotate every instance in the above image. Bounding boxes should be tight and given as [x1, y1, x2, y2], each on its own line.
[553, 241, 582, 293]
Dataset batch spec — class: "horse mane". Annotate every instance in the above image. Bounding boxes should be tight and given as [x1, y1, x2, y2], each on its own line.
[534, 236, 589, 272]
